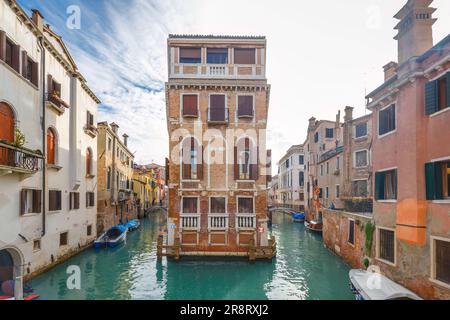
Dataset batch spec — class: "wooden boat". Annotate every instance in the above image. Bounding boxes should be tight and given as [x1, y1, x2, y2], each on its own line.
[349, 269, 422, 300]
[0, 294, 40, 300]
[292, 213, 305, 223]
[94, 225, 127, 249]
[304, 220, 323, 233]
[123, 219, 140, 232]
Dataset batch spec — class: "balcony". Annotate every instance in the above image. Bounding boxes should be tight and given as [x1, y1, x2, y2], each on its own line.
[0, 142, 43, 176]
[170, 63, 265, 80]
[84, 124, 98, 138]
[181, 214, 200, 231]
[236, 214, 256, 231]
[208, 107, 229, 124]
[208, 215, 229, 230]
[46, 92, 69, 115]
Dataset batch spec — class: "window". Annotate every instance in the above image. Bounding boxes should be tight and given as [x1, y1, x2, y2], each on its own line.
[108, 138, 112, 151]
[1, 34, 20, 73]
[182, 197, 198, 214]
[236, 137, 257, 181]
[425, 73, 450, 115]
[379, 104, 396, 136]
[238, 197, 253, 213]
[425, 161, 450, 200]
[86, 111, 94, 128]
[286, 159, 290, 169]
[179, 47, 201, 64]
[375, 170, 397, 200]
[299, 155, 304, 165]
[22, 53, 39, 87]
[49, 190, 62, 211]
[87, 225, 93, 237]
[234, 48, 255, 64]
[354, 150, 368, 168]
[352, 180, 368, 197]
[326, 162, 329, 174]
[69, 192, 80, 210]
[237, 96, 253, 118]
[209, 95, 227, 122]
[355, 123, 368, 138]
[378, 228, 395, 264]
[336, 157, 340, 170]
[182, 94, 198, 117]
[210, 197, 226, 214]
[20, 189, 42, 215]
[325, 187, 329, 199]
[433, 239, 450, 285]
[336, 185, 340, 198]
[314, 132, 319, 143]
[182, 138, 202, 180]
[86, 148, 93, 176]
[60, 232, 68, 247]
[47, 128, 57, 165]
[106, 167, 112, 190]
[207, 48, 228, 64]
[47, 75, 62, 107]
[325, 128, 334, 139]
[0, 102, 15, 147]
[299, 193, 304, 201]
[299, 171, 304, 187]
[320, 165, 323, 176]
[33, 239, 41, 251]
[86, 192, 95, 208]
[348, 220, 355, 245]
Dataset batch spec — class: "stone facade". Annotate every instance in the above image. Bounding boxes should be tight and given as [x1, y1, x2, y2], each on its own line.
[165, 35, 273, 257]
[96, 122, 136, 235]
[277, 145, 305, 210]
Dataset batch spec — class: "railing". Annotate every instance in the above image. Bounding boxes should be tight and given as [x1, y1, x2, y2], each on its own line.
[181, 214, 200, 230]
[208, 107, 229, 123]
[0, 142, 42, 173]
[208, 65, 227, 76]
[236, 214, 256, 230]
[208, 215, 229, 230]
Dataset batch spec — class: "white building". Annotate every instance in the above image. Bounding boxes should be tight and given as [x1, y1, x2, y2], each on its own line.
[0, 1, 99, 299]
[277, 145, 305, 210]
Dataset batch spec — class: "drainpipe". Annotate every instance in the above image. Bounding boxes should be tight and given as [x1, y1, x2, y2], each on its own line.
[38, 35, 46, 237]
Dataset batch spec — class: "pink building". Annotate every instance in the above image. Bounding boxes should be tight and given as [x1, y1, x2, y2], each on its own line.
[366, 0, 450, 299]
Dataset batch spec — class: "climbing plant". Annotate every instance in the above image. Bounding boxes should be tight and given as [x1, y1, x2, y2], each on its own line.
[14, 128, 26, 148]
[364, 221, 375, 255]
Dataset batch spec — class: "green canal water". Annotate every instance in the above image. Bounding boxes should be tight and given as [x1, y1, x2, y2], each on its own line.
[29, 211, 354, 300]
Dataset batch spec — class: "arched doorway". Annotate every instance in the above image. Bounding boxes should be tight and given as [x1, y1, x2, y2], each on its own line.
[0, 248, 23, 300]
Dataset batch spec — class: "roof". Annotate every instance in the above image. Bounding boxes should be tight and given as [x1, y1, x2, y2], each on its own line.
[349, 269, 422, 300]
[168, 34, 266, 40]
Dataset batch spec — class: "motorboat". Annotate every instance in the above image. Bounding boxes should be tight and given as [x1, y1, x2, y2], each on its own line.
[349, 269, 422, 300]
[94, 225, 127, 248]
[304, 220, 323, 233]
[123, 219, 140, 232]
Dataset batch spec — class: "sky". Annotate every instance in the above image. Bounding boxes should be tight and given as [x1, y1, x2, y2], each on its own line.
[17, 0, 450, 173]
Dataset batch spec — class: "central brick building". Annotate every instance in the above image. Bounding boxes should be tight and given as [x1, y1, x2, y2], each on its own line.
[165, 35, 273, 258]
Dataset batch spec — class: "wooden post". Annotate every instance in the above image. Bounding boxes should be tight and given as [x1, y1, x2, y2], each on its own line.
[157, 235, 163, 259]
[248, 238, 256, 261]
[174, 237, 181, 260]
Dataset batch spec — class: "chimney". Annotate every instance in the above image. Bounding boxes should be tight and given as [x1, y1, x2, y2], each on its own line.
[344, 106, 354, 122]
[308, 117, 317, 132]
[110, 122, 119, 134]
[383, 61, 398, 81]
[394, 0, 437, 65]
[123, 134, 129, 147]
[335, 110, 341, 128]
[31, 10, 44, 32]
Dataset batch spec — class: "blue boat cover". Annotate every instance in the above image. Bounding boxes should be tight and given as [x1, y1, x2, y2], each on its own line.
[293, 213, 305, 219]
[113, 225, 127, 233]
[123, 220, 138, 229]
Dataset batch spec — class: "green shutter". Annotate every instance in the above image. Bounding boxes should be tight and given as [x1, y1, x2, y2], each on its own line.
[434, 162, 443, 200]
[425, 162, 436, 200]
[446, 72, 450, 109]
[425, 80, 438, 115]
[375, 172, 385, 200]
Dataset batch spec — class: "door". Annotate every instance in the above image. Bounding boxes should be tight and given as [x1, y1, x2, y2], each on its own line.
[0, 102, 15, 166]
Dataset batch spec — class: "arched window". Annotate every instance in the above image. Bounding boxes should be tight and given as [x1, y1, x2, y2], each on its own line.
[86, 148, 92, 176]
[0, 102, 15, 143]
[181, 137, 202, 180]
[235, 137, 258, 181]
[47, 128, 57, 165]
[107, 167, 111, 190]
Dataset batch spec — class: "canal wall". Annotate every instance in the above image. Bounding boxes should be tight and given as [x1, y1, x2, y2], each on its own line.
[322, 209, 374, 270]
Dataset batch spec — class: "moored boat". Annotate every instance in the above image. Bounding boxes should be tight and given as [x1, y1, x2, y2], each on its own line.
[123, 219, 140, 232]
[349, 269, 422, 300]
[292, 212, 305, 223]
[94, 225, 127, 249]
[304, 220, 323, 233]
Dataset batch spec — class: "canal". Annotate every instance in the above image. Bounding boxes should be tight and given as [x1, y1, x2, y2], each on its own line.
[29, 211, 354, 300]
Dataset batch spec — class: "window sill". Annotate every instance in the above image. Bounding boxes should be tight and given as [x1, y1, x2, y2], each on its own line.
[429, 106, 450, 118]
[46, 100, 66, 115]
[354, 136, 368, 141]
[431, 200, 450, 204]
[429, 278, 450, 290]
[378, 129, 396, 140]
[21, 213, 39, 217]
[86, 174, 96, 179]
[236, 180, 256, 182]
[0, 59, 39, 91]
[48, 210, 62, 214]
[182, 115, 199, 118]
[47, 164, 63, 171]
[376, 200, 397, 203]
[376, 257, 396, 267]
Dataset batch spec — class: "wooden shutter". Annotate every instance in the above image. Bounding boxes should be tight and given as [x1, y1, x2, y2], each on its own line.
[434, 162, 443, 200]
[425, 80, 438, 115]
[183, 95, 198, 116]
[446, 73, 450, 109]
[47, 129, 55, 165]
[425, 162, 435, 200]
[436, 240, 450, 284]
[182, 140, 191, 180]
[0, 31, 5, 61]
[75, 193, 80, 209]
[234, 48, 256, 64]
[11, 44, 20, 73]
[31, 61, 39, 87]
[234, 146, 239, 180]
[180, 47, 201, 59]
[238, 96, 253, 117]
[197, 145, 203, 180]
[375, 172, 385, 200]
[47, 74, 54, 95]
[86, 149, 91, 175]
[32, 190, 39, 213]
[21, 51, 28, 78]
[69, 192, 73, 210]
[56, 191, 62, 210]
[210, 95, 226, 121]
[20, 189, 26, 215]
